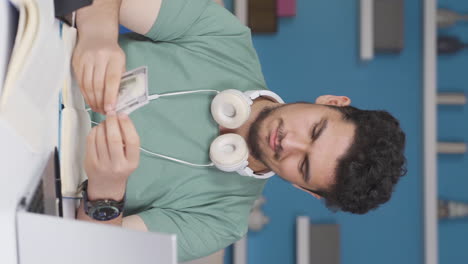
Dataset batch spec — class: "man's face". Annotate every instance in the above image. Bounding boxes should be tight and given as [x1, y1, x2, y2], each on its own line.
[248, 102, 356, 196]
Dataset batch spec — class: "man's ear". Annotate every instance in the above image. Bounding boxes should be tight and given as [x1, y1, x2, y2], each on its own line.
[292, 184, 322, 199]
[315, 95, 351, 106]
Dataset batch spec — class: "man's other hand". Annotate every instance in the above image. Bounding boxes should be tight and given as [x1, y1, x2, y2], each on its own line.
[84, 112, 140, 200]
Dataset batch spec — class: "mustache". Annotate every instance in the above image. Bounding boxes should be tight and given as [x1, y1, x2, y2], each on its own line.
[274, 119, 285, 161]
[247, 105, 281, 162]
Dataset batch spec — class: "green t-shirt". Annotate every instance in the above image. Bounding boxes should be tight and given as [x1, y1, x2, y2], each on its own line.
[95, 0, 269, 261]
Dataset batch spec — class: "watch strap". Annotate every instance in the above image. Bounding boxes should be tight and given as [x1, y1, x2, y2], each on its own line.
[81, 180, 125, 221]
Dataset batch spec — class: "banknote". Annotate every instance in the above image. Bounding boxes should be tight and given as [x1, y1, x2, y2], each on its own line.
[115, 66, 149, 114]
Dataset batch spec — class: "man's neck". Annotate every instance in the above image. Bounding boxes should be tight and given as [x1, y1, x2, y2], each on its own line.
[219, 98, 279, 174]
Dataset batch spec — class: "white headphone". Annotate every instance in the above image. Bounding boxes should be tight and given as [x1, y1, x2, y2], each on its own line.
[208, 89, 284, 179]
[95, 89, 285, 179]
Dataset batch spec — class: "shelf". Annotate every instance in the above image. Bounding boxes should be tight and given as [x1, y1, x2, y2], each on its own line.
[360, 0, 374, 61]
[423, 0, 438, 264]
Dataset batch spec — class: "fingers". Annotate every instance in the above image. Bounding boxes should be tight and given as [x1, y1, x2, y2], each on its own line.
[118, 114, 140, 165]
[73, 61, 92, 109]
[72, 42, 125, 114]
[89, 114, 139, 166]
[83, 64, 97, 111]
[93, 59, 108, 114]
[104, 55, 125, 113]
[95, 123, 110, 163]
[85, 116, 139, 183]
[86, 127, 98, 162]
[72, 51, 88, 107]
[105, 112, 125, 163]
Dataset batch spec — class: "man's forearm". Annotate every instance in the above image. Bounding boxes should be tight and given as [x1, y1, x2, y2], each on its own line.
[75, 0, 161, 39]
[119, 0, 162, 35]
[75, 0, 223, 38]
[76, 0, 122, 39]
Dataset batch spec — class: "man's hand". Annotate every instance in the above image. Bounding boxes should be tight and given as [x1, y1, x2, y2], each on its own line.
[72, 0, 124, 114]
[84, 112, 140, 201]
[72, 35, 125, 114]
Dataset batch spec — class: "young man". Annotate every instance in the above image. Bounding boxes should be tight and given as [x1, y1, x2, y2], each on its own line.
[73, 0, 406, 262]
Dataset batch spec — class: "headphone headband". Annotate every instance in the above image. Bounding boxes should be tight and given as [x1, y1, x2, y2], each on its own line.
[244, 90, 285, 104]
[238, 166, 276, 179]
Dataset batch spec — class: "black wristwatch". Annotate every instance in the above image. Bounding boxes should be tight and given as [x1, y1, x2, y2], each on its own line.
[80, 180, 125, 221]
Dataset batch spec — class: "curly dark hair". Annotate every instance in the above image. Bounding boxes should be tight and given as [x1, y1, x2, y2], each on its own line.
[308, 105, 407, 214]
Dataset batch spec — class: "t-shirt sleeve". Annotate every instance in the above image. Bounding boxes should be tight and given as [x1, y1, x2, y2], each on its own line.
[138, 204, 250, 262]
[144, 0, 249, 42]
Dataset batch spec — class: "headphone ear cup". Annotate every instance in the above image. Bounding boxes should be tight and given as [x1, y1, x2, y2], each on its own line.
[211, 89, 251, 129]
[210, 133, 249, 172]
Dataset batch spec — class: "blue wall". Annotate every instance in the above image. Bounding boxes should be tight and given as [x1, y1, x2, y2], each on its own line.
[437, 0, 468, 263]
[223, 0, 468, 263]
[224, 0, 425, 263]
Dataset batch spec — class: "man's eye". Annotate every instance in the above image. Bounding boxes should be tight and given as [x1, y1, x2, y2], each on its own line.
[311, 124, 318, 140]
[301, 157, 307, 181]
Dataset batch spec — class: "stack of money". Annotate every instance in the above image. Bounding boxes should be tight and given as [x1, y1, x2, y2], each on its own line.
[116, 66, 149, 114]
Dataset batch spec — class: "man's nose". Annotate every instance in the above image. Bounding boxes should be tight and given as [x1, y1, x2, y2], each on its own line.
[281, 134, 308, 154]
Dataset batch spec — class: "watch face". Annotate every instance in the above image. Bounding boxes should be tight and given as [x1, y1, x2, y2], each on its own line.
[90, 206, 121, 221]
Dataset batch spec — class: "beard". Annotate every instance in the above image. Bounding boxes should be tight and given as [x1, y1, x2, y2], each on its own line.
[247, 104, 284, 166]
